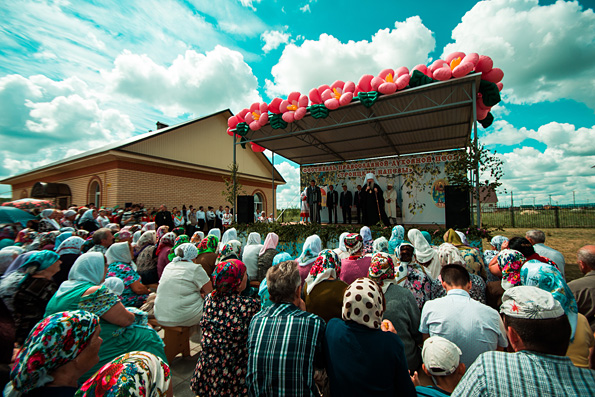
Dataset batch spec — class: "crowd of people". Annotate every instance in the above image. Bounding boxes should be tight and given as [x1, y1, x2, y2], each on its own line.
[0, 202, 594, 396]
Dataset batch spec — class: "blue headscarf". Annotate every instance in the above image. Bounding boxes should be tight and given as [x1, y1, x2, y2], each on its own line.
[53, 252, 105, 300]
[258, 252, 293, 306]
[520, 260, 578, 341]
[53, 232, 73, 252]
[17, 250, 60, 286]
[78, 209, 98, 228]
[388, 225, 405, 255]
[421, 231, 433, 246]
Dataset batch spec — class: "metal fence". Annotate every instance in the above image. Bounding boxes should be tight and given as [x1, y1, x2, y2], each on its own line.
[474, 205, 595, 228]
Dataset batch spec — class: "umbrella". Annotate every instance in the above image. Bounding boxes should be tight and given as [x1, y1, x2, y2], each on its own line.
[0, 206, 37, 226]
[2, 198, 53, 211]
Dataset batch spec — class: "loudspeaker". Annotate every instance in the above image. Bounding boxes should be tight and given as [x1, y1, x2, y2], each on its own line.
[445, 186, 470, 229]
[236, 195, 254, 224]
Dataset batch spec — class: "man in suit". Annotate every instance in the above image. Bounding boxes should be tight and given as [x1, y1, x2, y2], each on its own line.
[339, 184, 353, 224]
[354, 185, 363, 224]
[326, 184, 338, 224]
[306, 180, 322, 224]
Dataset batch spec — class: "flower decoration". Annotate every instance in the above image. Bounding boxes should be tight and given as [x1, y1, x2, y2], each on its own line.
[244, 102, 269, 131]
[280, 92, 309, 123]
[321, 80, 356, 110]
[371, 67, 410, 94]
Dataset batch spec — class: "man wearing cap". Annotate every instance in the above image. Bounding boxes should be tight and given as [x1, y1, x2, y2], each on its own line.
[385, 182, 398, 225]
[419, 265, 508, 368]
[412, 336, 466, 397]
[361, 172, 389, 226]
[452, 286, 595, 396]
[339, 184, 352, 224]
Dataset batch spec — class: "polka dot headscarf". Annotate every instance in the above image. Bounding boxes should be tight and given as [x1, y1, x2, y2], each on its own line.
[342, 278, 385, 330]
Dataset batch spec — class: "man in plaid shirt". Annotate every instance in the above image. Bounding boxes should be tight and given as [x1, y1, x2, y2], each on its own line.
[453, 286, 595, 396]
[247, 260, 325, 396]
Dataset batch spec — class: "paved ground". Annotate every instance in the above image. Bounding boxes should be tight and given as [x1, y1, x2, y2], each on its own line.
[158, 330, 201, 397]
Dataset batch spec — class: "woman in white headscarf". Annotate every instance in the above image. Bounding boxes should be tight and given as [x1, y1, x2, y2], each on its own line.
[154, 243, 212, 327]
[407, 229, 441, 279]
[333, 232, 350, 260]
[242, 232, 263, 281]
[430, 243, 487, 304]
[297, 234, 322, 285]
[219, 227, 238, 252]
[360, 226, 373, 255]
[38, 209, 60, 232]
[370, 237, 389, 256]
[78, 209, 100, 232]
[105, 242, 150, 308]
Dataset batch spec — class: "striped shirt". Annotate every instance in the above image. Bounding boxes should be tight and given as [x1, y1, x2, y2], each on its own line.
[452, 350, 595, 396]
[247, 303, 325, 396]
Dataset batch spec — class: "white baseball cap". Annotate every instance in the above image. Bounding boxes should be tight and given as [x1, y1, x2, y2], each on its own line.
[422, 336, 462, 376]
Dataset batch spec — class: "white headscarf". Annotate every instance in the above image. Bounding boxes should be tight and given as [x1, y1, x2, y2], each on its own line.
[208, 228, 221, 241]
[41, 209, 60, 230]
[106, 242, 132, 266]
[132, 231, 142, 245]
[172, 243, 198, 263]
[219, 228, 238, 251]
[372, 237, 389, 254]
[455, 231, 469, 246]
[62, 210, 77, 218]
[360, 226, 372, 244]
[103, 277, 125, 295]
[408, 229, 440, 279]
[297, 235, 322, 266]
[437, 243, 466, 267]
[246, 232, 261, 246]
[337, 232, 349, 252]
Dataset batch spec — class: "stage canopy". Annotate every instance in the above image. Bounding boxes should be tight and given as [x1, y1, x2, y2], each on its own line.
[234, 73, 482, 166]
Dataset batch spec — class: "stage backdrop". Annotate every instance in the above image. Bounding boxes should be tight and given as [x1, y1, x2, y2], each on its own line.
[300, 151, 458, 224]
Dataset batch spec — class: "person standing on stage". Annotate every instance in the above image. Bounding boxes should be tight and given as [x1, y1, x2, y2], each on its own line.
[300, 188, 310, 223]
[354, 185, 363, 224]
[385, 183, 399, 225]
[339, 184, 353, 224]
[306, 180, 322, 224]
[361, 173, 389, 226]
[326, 185, 338, 224]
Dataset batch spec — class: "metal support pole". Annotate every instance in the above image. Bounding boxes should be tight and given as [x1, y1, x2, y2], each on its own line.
[472, 80, 481, 228]
[272, 152, 275, 220]
[232, 133, 237, 218]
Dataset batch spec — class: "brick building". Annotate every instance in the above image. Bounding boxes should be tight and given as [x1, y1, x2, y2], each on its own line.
[0, 110, 285, 216]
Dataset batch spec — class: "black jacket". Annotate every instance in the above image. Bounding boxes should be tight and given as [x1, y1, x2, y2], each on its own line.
[339, 190, 353, 207]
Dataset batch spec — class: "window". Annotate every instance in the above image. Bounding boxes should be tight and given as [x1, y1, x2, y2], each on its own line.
[254, 193, 264, 216]
[88, 180, 101, 206]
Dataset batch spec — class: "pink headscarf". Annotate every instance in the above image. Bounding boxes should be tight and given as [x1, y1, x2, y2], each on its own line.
[259, 232, 279, 256]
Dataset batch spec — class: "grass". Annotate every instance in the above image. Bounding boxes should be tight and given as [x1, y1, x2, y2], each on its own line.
[481, 228, 595, 282]
[478, 208, 595, 228]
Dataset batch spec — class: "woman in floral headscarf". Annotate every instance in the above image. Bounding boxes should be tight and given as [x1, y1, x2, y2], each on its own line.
[430, 243, 487, 304]
[4, 310, 101, 397]
[339, 233, 372, 285]
[38, 209, 60, 233]
[520, 260, 594, 368]
[134, 231, 158, 285]
[369, 252, 422, 371]
[167, 235, 189, 262]
[44, 253, 167, 383]
[156, 232, 176, 279]
[484, 249, 526, 309]
[76, 351, 171, 397]
[359, 226, 373, 255]
[443, 228, 487, 280]
[370, 237, 389, 256]
[105, 242, 150, 308]
[483, 235, 508, 283]
[394, 242, 432, 311]
[154, 243, 212, 328]
[54, 236, 86, 285]
[303, 249, 347, 323]
[2, 251, 61, 344]
[195, 235, 219, 278]
[217, 240, 243, 264]
[191, 259, 259, 397]
[323, 277, 416, 397]
[297, 234, 322, 285]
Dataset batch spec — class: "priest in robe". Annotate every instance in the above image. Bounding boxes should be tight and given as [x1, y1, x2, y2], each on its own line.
[361, 172, 390, 226]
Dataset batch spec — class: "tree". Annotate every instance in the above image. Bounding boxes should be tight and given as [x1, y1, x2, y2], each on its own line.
[221, 163, 246, 207]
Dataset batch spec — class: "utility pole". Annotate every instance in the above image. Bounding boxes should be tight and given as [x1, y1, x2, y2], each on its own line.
[573, 191, 576, 206]
[549, 194, 552, 206]
[533, 197, 535, 207]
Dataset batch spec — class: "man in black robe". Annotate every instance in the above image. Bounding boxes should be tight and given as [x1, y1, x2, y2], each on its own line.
[361, 173, 389, 226]
[155, 204, 174, 230]
[306, 180, 322, 224]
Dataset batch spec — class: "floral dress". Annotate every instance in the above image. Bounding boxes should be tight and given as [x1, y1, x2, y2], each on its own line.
[401, 262, 433, 311]
[190, 293, 260, 396]
[106, 262, 147, 307]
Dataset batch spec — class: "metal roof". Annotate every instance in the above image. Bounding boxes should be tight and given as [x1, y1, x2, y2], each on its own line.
[238, 73, 481, 165]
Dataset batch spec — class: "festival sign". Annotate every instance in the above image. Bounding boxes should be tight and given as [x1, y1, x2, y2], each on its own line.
[300, 151, 459, 224]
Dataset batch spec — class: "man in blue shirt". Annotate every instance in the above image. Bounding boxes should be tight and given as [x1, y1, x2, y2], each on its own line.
[247, 260, 325, 396]
[453, 286, 595, 396]
[420, 265, 508, 367]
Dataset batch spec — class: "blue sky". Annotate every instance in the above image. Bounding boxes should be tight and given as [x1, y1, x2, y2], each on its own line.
[0, 0, 593, 208]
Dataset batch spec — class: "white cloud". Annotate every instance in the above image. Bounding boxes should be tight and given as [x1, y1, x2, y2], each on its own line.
[275, 161, 301, 209]
[481, 121, 595, 204]
[239, 0, 261, 11]
[265, 16, 435, 97]
[261, 30, 291, 53]
[104, 46, 262, 116]
[300, 4, 311, 13]
[0, 73, 134, 176]
[443, 0, 595, 109]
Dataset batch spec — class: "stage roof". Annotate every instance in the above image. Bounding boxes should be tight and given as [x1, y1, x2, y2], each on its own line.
[238, 73, 482, 165]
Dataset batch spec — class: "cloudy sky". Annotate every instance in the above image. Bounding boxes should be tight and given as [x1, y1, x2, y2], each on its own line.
[0, 0, 593, 208]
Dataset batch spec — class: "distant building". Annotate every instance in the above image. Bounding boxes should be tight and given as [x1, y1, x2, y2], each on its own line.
[0, 110, 285, 216]
[471, 187, 498, 211]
